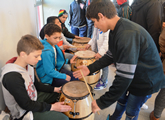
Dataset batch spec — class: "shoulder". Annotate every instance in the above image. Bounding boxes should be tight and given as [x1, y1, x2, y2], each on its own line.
[2, 72, 24, 88]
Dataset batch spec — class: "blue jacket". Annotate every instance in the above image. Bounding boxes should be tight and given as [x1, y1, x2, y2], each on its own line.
[36, 39, 69, 84]
[69, 0, 87, 27]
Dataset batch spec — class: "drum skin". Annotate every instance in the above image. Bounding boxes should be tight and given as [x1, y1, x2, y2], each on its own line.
[72, 37, 91, 53]
[71, 50, 100, 89]
[59, 81, 94, 120]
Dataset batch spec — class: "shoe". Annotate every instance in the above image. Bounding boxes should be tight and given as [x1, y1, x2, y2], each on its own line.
[141, 103, 148, 110]
[94, 81, 107, 90]
[150, 111, 160, 120]
[106, 114, 111, 120]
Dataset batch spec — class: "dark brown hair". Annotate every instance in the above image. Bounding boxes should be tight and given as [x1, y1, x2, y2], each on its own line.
[17, 35, 44, 55]
[87, 0, 117, 20]
[44, 23, 62, 37]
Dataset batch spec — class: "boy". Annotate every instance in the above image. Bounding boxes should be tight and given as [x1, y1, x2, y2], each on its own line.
[40, 16, 77, 71]
[85, 27, 109, 90]
[1, 35, 71, 120]
[73, 0, 165, 120]
[36, 23, 78, 87]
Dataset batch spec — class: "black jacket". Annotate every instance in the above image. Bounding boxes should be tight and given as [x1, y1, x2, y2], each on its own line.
[131, 0, 163, 52]
[88, 18, 165, 109]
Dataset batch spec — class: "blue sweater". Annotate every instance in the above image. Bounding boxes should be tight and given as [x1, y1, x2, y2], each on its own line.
[36, 39, 69, 84]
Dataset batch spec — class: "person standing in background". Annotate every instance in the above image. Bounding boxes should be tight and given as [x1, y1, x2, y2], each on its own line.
[86, 0, 94, 38]
[131, 0, 163, 53]
[69, 0, 87, 37]
[117, 0, 132, 19]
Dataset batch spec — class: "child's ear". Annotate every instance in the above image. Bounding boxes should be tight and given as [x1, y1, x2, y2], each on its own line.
[45, 34, 49, 39]
[98, 13, 104, 20]
[20, 51, 27, 58]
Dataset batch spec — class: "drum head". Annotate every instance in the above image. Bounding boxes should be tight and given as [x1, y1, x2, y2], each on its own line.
[73, 37, 91, 43]
[75, 50, 96, 58]
[62, 81, 90, 99]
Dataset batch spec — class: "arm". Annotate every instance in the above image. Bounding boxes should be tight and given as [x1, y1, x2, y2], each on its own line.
[96, 31, 139, 109]
[62, 24, 75, 38]
[88, 50, 114, 74]
[69, 4, 73, 26]
[97, 30, 109, 56]
[2, 72, 51, 112]
[41, 51, 66, 80]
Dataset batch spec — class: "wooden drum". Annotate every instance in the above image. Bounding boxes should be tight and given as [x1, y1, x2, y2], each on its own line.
[59, 81, 94, 120]
[71, 50, 100, 89]
[72, 37, 91, 53]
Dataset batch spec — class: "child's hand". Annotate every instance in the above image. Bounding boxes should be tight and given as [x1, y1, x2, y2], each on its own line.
[85, 44, 91, 50]
[65, 75, 71, 81]
[75, 36, 81, 39]
[63, 45, 70, 50]
[54, 87, 62, 93]
[70, 55, 77, 64]
[95, 53, 102, 60]
[50, 102, 72, 112]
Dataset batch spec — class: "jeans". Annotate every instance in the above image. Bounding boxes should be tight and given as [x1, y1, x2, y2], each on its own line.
[63, 53, 74, 71]
[51, 68, 79, 87]
[110, 92, 151, 120]
[100, 66, 109, 83]
[86, 18, 94, 38]
[71, 26, 87, 37]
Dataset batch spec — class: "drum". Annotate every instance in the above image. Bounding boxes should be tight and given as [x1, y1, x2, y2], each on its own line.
[72, 37, 91, 53]
[59, 81, 94, 120]
[71, 50, 100, 89]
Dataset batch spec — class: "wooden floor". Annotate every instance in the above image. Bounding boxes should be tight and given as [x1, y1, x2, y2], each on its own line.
[92, 65, 165, 120]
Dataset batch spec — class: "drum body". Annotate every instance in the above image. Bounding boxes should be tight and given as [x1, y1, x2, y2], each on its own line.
[72, 37, 91, 53]
[71, 50, 100, 89]
[59, 81, 94, 120]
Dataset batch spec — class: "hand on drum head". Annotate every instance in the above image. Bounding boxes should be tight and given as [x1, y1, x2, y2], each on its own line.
[74, 36, 81, 39]
[70, 55, 77, 64]
[73, 65, 90, 79]
[85, 44, 91, 50]
[94, 53, 102, 60]
[50, 102, 72, 112]
[92, 100, 101, 113]
[65, 75, 71, 81]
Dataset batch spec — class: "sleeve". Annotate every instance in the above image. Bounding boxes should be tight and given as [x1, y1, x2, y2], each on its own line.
[146, 2, 162, 52]
[98, 30, 109, 56]
[34, 75, 54, 93]
[2, 72, 51, 112]
[88, 50, 114, 74]
[96, 31, 139, 109]
[61, 34, 76, 51]
[41, 50, 67, 80]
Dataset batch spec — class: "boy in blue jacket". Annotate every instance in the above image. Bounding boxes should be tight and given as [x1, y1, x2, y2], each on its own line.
[36, 23, 78, 87]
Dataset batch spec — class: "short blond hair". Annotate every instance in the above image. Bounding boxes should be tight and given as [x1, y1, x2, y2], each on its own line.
[17, 34, 44, 55]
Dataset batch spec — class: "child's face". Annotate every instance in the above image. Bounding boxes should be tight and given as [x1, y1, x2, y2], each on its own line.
[24, 50, 42, 66]
[59, 14, 68, 23]
[46, 32, 61, 46]
[54, 19, 61, 28]
[91, 14, 109, 32]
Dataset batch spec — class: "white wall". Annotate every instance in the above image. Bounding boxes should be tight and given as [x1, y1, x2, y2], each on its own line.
[0, 0, 38, 110]
[43, 0, 73, 31]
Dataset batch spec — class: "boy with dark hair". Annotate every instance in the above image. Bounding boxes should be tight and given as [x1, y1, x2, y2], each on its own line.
[36, 23, 78, 87]
[1, 35, 71, 120]
[73, 0, 165, 119]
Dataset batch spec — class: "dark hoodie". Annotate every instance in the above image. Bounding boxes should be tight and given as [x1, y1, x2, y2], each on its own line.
[131, 0, 163, 52]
